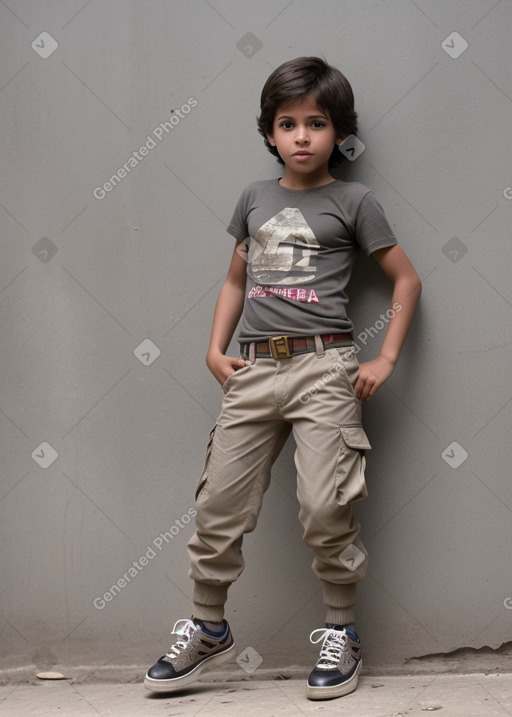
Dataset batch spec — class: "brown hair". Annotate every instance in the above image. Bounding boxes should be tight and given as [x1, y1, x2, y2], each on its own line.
[257, 56, 358, 167]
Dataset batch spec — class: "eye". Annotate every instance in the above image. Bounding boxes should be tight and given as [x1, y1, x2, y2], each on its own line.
[280, 121, 293, 129]
[312, 121, 326, 128]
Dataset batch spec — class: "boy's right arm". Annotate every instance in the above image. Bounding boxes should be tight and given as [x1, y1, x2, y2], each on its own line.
[205, 239, 248, 386]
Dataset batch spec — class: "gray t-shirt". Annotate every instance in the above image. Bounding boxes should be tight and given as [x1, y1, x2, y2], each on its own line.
[227, 178, 397, 342]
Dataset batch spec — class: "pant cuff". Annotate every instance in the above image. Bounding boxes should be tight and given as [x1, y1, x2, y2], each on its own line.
[322, 580, 357, 625]
[192, 581, 229, 622]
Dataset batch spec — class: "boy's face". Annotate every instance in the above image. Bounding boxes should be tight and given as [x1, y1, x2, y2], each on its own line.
[266, 95, 344, 181]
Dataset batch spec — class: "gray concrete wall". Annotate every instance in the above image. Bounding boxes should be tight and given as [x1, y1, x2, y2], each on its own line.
[1, 0, 511, 677]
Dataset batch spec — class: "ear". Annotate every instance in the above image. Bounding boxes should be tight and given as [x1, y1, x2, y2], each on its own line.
[336, 134, 347, 147]
[266, 133, 276, 147]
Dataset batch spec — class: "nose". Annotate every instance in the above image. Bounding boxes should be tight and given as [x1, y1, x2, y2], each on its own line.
[294, 124, 309, 144]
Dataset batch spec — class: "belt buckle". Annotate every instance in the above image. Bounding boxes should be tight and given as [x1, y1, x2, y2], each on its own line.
[269, 335, 291, 359]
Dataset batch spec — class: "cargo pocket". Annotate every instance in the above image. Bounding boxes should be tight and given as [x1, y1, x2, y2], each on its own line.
[335, 425, 371, 506]
[194, 424, 217, 502]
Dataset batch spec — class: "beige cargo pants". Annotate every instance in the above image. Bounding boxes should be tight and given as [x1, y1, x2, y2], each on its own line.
[187, 343, 371, 626]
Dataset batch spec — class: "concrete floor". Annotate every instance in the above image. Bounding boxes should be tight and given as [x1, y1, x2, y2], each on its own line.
[1, 673, 512, 716]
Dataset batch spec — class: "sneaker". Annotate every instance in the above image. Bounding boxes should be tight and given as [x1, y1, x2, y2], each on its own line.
[306, 624, 362, 700]
[144, 618, 235, 692]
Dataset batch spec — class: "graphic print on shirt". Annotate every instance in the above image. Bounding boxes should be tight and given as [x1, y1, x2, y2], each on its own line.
[247, 208, 320, 286]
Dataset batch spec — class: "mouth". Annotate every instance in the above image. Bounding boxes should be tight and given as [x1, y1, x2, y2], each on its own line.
[293, 151, 312, 156]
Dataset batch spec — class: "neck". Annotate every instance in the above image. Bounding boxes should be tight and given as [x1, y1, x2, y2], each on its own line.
[279, 167, 335, 190]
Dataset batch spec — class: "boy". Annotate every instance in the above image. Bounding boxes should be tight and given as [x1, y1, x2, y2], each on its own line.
[145, 56, 421, 701]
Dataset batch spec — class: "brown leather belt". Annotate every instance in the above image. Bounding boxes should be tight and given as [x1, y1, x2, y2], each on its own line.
[240, 333, 353, 360]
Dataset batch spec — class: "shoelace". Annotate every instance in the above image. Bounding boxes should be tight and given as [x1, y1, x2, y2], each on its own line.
[165, 619, 198, 659]
[309, 627, 350, 669]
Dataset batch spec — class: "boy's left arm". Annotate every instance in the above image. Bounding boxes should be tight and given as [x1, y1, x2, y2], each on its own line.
[355, 245, 422, 402]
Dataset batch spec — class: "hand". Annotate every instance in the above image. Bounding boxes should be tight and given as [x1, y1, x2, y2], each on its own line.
[354, 355, 395, 402]
[206, 350, 247, 387]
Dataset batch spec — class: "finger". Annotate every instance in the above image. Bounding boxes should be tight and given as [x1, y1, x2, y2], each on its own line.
[354, 377, 364, 400]
[358, 379, 375, 402]
[356, 384, 368, 402]
[359, 386, 370, 402]
[226, 358, 246, 374]
[365, 380, 381, 400]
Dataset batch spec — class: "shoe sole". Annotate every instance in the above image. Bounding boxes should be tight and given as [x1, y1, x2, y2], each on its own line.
[306, 658, 362, 701]
[144, 641, 236, 692]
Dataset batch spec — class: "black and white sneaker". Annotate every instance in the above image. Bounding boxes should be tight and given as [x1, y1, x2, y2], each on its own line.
[306, 624, 362, 700]
[144, 618, 235, 692]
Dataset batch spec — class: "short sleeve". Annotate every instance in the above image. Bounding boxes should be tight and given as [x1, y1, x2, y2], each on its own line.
[227, 186, 251, 241]
[355, 191, 398, 255]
